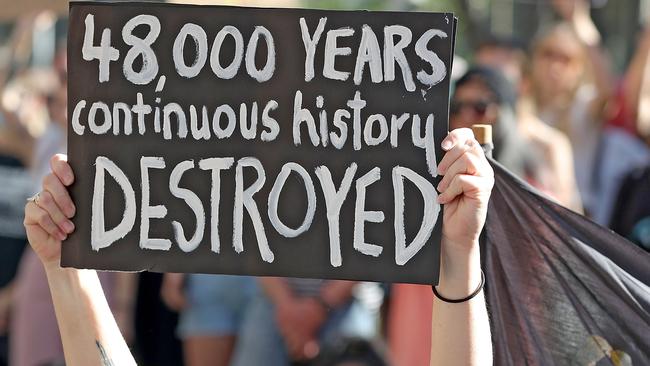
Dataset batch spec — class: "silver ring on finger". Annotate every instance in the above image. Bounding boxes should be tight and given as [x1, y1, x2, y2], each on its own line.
[26, 192, 41, 206]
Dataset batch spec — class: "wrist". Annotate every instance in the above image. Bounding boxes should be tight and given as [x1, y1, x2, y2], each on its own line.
[44, 265, 86, 290]
[43, 260, 74, 277]
[438, 238, 482, 299]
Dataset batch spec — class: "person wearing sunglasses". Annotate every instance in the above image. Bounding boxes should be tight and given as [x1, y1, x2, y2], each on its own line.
[450, 66, 536, 182]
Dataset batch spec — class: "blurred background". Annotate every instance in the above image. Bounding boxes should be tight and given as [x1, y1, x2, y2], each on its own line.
[0, 1, 649, 366]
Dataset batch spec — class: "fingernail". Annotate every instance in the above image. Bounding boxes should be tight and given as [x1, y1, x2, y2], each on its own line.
[65, 174, 73, 185]
[441, 140, 452, 150]
[67, 205, 76, 218]
[58, 232, 67, 241]
[63, 220, 74, 233]
[437, 196, 444, 204]
[437, 181, 444, 192]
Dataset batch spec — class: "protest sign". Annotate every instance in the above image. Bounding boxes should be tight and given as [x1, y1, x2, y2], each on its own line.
[62, 1, 457, 285]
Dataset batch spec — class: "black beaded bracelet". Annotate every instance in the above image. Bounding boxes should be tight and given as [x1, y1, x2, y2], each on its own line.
[431, 270, 485, 303]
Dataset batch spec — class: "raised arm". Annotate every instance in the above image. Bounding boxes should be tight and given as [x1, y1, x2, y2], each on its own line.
[23, 154, 136, 366]
[430, 129, 494, 366]
[553, 0, 614, 112]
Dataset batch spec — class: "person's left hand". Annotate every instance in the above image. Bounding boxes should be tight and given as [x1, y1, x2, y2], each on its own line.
[437, 128, 494, 250]
[435, 128, 494, 297]
[551, 0, 600, 46]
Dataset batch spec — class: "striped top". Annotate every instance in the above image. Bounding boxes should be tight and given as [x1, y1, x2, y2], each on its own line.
[286, 278, 329, 297]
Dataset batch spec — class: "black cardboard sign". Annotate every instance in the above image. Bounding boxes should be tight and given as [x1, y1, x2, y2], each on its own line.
[62, 1, 456, 285]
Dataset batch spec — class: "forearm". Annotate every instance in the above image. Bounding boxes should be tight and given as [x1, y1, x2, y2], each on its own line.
[430, 240, 492, 366]
[636, 35, 650, 133]
[573, 11, 613, 105]
[585, 45, 613, 105]
[622, 33, 650, 114]
[44, 265, 136, 366]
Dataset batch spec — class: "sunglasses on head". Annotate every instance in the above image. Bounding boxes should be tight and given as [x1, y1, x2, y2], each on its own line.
[450, 99, 495, 116]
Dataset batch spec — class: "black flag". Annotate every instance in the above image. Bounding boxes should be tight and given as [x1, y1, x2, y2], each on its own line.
[484, 159, 650, 365]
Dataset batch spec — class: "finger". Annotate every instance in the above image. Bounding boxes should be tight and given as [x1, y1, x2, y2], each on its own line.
[25, 202, 66, 241]
[36, 190, 74, 234]
[437, 151, 483, 192]
[438, 174, 493, 205]
[24, 219, 54, 248]
[440, 128, 474, 152]
[439, 134, 485, 175]
[50, 154, 74, 186]
[43, 173, 76, 218]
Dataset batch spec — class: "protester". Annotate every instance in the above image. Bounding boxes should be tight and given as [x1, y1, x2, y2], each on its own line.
[527, 0, 614, 216]
[390, 66, 541, 366]
[160, 273, 256, 366]
[6, 1, 650, 365]
[9, 64, 135, 365]
[22, 127, 494, 366]
[230, 277, 376, 365]
[475, 36, 583, 211]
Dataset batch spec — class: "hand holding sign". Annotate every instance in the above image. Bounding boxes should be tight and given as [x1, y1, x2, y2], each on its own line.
[438, 128, 493, 248]
[436, 128, 493, 301]
[24, 154, 76, 269]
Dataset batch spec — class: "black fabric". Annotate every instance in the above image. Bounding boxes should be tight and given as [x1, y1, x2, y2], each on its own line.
[484, 159, 650, 366]
[0, 335, 7, 366]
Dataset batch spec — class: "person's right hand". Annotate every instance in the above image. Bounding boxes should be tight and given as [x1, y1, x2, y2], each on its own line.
[551, 0, 600, 46]
[23, 154, 76, 269]
[276, 297, 326, 360]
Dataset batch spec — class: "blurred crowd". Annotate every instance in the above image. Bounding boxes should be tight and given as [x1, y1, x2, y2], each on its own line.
[1, 1, 649, 366]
